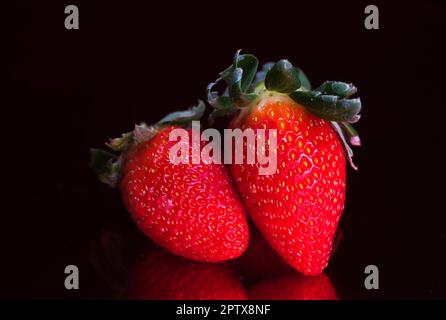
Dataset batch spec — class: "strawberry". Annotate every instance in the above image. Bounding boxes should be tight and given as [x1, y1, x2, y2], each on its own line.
[207, 52, 362, 275]
[126, 247, 247, 300]
[90, 102, 249, 262]
[247, 272, 338, 300]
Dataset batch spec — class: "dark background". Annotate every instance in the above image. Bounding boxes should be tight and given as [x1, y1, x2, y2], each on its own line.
[6, 0, 445, 299]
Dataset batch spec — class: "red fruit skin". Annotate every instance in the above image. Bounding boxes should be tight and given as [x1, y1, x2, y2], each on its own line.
[120, 126, 249, 262]
[126, 248, 247, 300]
[247, 273, 338, 300]
[233, 223, 292, 281]
[230, 96, 346, 275]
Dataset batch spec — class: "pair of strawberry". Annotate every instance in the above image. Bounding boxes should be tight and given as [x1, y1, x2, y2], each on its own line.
[91, 51, 361, 276]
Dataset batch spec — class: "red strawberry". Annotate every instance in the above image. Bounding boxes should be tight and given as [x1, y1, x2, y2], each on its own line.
[207, 52, 362, 275]
[247, 272, 338, 300]
[233, 223, 292, 281]
[126, 247, 247, 300]
[90, 102, 249, 262]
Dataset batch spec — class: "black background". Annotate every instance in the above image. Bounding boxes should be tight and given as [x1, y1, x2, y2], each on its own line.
[6, 0, 446, 299]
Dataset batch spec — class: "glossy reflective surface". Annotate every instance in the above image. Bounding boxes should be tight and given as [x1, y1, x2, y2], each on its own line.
[92, 223, 339, 300]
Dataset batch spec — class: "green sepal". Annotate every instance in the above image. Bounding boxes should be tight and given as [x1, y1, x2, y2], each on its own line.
[227, 68, 258, 107]
[208, 108, 239, 125]
[220, 50, 258, 92]
[206, 51, 362, 171]
[252, 62, 274, 88]
[315, 81, 357, 98]
[106, 132, 133, 152]
[289, 91, 362, 123]
[207, 91, 232, 110]
[207, 84, 240, 124]
[295, 67, 312, 90]
[90, 149, 117, 174]
[331, 122, 358, 170]
[89, 148, 121, 187]
[90, 102, 206, 188]
[158, 100, 206, 127]
[340, 122, 361, 146]
[207, 81, 239, 108]
[265, 59, 301, 94]
[206, 50, 260, 122]
[220, 52, 259, 107]
[132, 123, 159, 144]
[227, 67, 245, 106]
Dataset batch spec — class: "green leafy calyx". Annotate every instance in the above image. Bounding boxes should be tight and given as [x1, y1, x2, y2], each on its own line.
[89, 101, 205, 187]
[206, 50, 362, 170]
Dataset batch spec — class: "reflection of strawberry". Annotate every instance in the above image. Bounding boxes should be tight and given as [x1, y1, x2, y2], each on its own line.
[247, 273, 338, 300]
[90, 103, 249, 262]
[233, 223, 292, 281]
[207, 52, 362, 275]
[127, 247, 247, 300]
